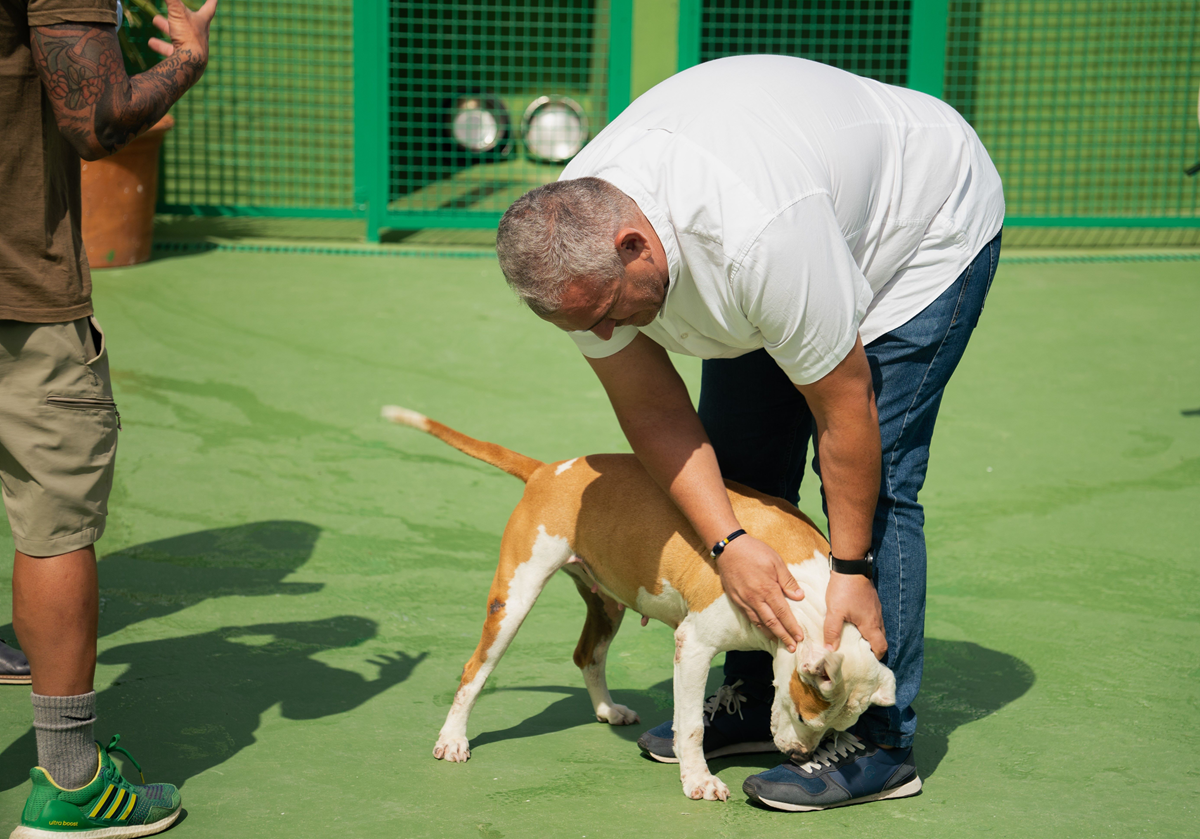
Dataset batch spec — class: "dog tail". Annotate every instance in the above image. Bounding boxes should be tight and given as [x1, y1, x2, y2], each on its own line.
[382, 405, 543, 483]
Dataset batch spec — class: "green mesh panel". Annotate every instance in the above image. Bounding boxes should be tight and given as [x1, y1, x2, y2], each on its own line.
[944, 1, 1200, 224]
[386, 0, 610, 219]
[160, 1, 356, 212]
[700, 0, 911, 85]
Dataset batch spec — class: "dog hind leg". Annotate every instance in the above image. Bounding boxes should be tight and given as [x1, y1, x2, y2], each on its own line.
[434, 524, 572, 762]
[565, 572, 639, 725]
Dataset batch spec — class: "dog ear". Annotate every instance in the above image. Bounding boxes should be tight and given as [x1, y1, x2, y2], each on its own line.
[869, 663, 897, 707]
[801, 649, 844, 697]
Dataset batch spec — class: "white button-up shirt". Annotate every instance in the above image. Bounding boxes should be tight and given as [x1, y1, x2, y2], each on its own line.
[563, 55, 1005, 385]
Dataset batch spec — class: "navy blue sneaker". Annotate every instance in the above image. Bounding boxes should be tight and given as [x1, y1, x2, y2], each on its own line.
[742, 732, 922, 811]
[0, 639, 31, 685]
[636, 680, 778, 763]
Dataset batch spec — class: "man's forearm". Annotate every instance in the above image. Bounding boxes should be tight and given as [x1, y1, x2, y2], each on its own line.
[813, 416, 880, 559]
[618, 404, 741, 549]
[795, 336, 881, 560]
[31, 24, 206, 159]
[588, 336, 740, 547]
[95, 40, 204, 154]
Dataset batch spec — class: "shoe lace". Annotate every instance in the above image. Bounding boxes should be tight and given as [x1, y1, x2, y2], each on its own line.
[104, 734, 146, 784]
[793, 731, 865, 772]
[703, 679, 747, 721]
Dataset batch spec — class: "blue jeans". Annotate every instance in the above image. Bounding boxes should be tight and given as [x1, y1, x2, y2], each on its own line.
[700, 230, 1001, 749]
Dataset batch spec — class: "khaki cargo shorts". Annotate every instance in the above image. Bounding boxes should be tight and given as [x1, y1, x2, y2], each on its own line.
[0, 317, 119, 557]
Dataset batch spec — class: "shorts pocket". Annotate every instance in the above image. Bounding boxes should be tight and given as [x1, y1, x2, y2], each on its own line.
[46, 395, 121, 430]
[85, 316, 106, 365]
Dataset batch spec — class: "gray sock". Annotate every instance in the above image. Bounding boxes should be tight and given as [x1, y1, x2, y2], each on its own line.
[31, 691, 99, 789]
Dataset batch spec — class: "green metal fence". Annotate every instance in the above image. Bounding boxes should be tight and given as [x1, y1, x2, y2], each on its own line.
[160, 0, 357, 217]
[355, 0, 631, 238]
[156, 0, 1199, 241]
[679, 0, 1199, 230]
[689, 0, 911, 85]
[943, 1, 1200, 227]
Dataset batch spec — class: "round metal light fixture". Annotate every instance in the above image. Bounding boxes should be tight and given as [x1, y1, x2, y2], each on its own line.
[521, 96, 589, 163]
[450, 94, 511, 154]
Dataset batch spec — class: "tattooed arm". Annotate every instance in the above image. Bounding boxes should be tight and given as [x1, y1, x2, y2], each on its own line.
[30, 0, 218, 160]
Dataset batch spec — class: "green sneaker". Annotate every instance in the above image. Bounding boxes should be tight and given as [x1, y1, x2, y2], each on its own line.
[10, 735, 181, 839]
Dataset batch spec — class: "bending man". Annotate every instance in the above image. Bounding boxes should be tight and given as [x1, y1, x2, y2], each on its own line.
[496, 55, 1003, 811]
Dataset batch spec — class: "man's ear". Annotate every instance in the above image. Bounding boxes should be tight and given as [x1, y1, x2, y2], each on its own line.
[869, 664, 897, 707]
[614, 227, 648, 263]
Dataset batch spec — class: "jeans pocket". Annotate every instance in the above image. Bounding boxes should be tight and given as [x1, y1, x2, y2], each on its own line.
[950, 263, 973, 326]
[980, 230, 1002, 313]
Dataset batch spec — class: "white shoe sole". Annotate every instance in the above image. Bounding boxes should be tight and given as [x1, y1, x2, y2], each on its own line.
[756, 776, 923, 812]
[10, 808, 180, 839]
[645, 740, 779, 764]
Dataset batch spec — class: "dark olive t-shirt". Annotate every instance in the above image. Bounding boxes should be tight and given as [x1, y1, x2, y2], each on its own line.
[0, 0, 117, 322]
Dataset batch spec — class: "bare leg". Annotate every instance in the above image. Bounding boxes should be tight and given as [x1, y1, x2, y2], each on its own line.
[12, 547, 98, 696]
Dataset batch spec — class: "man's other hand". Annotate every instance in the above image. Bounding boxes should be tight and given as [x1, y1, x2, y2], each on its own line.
[148, 0, 218, 64]
[823, 571, 887, 659]
[716, 535, 805, 651]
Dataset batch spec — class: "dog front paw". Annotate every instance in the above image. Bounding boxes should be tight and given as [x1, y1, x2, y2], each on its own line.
[595, 702, 640, 725]
[433, 736, 471, 762]
[681, 772, 730, 801]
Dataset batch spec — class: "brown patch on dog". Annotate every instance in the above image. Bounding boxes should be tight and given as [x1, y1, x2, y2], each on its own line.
[457, 510, 541, 687]
[790, 670, 831, 722]
[568, 574, 621, 669]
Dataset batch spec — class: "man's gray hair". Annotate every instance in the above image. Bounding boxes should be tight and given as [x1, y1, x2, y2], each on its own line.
[496, 177, 638, 316]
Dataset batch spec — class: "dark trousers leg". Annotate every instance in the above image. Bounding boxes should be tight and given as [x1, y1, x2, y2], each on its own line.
[698, 350, 815, 704]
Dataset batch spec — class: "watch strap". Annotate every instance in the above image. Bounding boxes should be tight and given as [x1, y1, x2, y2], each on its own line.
[830, 553, 873, 578]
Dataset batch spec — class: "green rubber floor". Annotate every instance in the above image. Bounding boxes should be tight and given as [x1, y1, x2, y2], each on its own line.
[1, 247, 1197, 838]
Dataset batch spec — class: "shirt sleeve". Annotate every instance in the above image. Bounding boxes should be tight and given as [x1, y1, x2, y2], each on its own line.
[568, 324, 640, 359]
[734, 192, 872, 385]
[27, 0, 118, 27]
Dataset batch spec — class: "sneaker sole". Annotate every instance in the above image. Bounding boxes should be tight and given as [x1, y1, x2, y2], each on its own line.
[0, 675, 32, 685]
[10, 808, 181, 839]
[643, 741, 779, 764]
[754, 776, 923, 812]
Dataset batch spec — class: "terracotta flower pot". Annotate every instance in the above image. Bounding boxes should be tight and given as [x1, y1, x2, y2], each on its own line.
[80, 113, 175, 269]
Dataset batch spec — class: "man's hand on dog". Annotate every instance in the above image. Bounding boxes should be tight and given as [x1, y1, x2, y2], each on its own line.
[716, 535, 805, 651]
[824, 573, 887, 659]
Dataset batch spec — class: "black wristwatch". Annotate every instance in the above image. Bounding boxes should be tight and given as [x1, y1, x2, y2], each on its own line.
[830, 550, 874, 579]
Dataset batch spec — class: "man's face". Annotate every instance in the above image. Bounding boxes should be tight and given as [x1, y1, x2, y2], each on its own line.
[545, 265, 667, 341]
[544, 225, 670, 341]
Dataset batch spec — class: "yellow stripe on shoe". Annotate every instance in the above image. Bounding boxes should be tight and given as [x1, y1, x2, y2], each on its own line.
[87, 784, 117, 819]
[119, 790, 137, 821]
[103, 787, 128, 819]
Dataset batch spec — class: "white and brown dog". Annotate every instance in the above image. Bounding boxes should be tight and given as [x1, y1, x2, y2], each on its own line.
[384, 406, 896, 802]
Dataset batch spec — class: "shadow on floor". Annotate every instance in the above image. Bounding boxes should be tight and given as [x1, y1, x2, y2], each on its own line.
[1, 521, 428, 791]
[459, 638, 1034, 782]
[95, 520, 326, 638]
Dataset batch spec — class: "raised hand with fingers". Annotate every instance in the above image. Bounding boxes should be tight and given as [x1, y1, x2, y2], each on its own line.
[147, 0, 219, 64]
